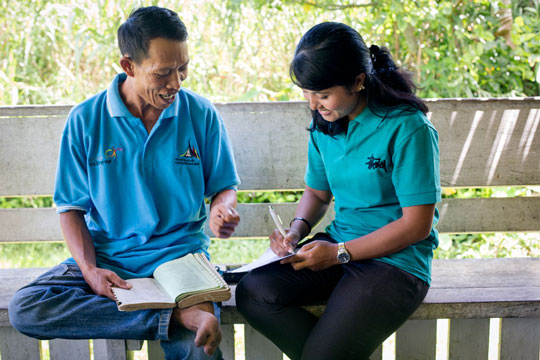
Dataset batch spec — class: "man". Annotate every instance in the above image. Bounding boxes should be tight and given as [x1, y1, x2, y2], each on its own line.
[8, 6, 239, 359]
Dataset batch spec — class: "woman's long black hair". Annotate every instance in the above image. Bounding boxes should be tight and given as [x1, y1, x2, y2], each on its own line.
[290, 22, 428, 136]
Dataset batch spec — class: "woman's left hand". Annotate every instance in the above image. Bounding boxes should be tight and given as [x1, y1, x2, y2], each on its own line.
[280, 240, 340, 271]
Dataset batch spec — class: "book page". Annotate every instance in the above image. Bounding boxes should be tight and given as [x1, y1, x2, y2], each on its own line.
[230, 247, 295, 273]
[153, 253, 222, 302]
[111, 278, 175, 311]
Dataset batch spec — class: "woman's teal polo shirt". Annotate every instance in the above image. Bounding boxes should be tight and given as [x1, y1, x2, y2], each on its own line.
[53, 73, 240, 279]
[305, 106, 441, 284]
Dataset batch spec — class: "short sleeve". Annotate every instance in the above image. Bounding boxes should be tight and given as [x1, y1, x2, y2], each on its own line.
[304, 131, 330, 191]
[53, 113, 92, 214]
[202, 109, 240, 198]
[392, 124, 441, 207]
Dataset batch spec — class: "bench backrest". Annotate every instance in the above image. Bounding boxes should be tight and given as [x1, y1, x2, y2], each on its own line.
[1, 98, 540, 243]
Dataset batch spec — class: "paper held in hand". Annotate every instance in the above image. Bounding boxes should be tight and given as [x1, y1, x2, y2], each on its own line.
[230, 248, 295, 273]
[111, 253, 231, 311]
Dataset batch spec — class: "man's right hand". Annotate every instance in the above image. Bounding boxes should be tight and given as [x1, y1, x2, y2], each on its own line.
[269, 228, 300, 257]
[81, 266, 131, 300]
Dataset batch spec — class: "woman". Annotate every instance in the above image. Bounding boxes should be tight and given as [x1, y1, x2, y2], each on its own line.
[235, 22, 440, 360]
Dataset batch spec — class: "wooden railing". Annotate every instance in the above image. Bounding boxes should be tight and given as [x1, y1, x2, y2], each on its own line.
[1, 99, 540, 359]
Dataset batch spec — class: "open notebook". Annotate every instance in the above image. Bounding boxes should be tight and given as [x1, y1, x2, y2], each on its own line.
[112, 253, 231, 311]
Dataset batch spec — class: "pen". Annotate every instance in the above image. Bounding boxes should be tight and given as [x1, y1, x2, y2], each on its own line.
[269, 205, 294, 254]
[269, 205, 286, 237]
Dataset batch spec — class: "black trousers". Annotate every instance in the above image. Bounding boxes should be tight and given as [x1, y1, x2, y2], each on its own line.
[235, 233, 429, 360]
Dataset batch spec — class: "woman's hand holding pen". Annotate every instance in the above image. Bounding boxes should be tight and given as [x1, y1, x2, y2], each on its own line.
[270, 228, 300, 257]
[281, 240, 339, 271]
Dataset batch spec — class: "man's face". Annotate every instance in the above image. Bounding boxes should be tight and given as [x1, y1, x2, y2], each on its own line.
[131, 37, 189, 110]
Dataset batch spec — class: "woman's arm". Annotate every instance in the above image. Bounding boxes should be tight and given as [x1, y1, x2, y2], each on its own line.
[346, 204, 435, 260]
[281, 203, 436, 271]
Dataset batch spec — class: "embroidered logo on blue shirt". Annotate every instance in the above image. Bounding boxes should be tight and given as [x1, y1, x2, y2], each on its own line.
[89, 146, 123, 167]
[175, 141, 201, 166]
[366, 154, 387, 172]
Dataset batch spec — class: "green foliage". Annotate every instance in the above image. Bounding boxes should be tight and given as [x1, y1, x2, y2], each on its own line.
[0, 243, 70, 268]
[208, 239, 269, 264]
[0, 196, 53, 208]
[435, 233, 540, 259]
[1, 0, 539, 105]
[237, 191, 303, 203]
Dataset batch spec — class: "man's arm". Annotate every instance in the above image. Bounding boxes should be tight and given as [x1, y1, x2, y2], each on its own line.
[59, 210, 131, 299]
[208, 189, 240, 238]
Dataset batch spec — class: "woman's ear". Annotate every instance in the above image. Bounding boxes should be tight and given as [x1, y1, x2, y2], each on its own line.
[355, 73, 366, 92]
[120, 56, 135, 77]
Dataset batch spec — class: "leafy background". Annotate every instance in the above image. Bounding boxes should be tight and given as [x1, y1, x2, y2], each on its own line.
[1, 1, 539, 359]
[0, 0, 539, 273]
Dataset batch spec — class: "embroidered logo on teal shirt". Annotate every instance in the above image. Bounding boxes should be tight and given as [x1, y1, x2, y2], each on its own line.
[366, 154, 387, 172]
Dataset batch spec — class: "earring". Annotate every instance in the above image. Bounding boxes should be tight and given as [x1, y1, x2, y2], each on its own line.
[358, 84, 365, 91]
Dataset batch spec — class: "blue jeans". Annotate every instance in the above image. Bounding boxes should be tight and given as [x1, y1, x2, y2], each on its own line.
[8, 263, 223, 360]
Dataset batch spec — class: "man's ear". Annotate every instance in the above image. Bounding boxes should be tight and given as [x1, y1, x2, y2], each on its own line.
[120, 56, 135, 77]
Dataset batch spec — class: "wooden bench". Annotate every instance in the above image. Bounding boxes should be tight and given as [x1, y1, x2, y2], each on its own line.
[1, 98, 539, 360]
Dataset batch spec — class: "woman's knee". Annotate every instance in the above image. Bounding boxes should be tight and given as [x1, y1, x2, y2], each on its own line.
[235, 269, 282, 310]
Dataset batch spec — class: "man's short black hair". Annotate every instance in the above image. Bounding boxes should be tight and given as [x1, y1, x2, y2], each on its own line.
[117, 6, 188, 64]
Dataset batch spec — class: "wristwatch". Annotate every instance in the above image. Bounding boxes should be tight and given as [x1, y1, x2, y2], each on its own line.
[337, 242, 351, 264]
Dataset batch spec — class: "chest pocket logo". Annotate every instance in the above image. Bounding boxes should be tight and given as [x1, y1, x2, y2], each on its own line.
[89, 146, 123, 167]
[365, 154, 387, 173]
[175, 141, 201, 166]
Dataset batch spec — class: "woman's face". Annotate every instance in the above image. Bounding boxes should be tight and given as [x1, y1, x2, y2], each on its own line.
[302, 85, 365, 122]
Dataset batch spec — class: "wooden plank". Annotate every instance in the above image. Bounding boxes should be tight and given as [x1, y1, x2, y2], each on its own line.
[499, 318, 540, 360]
[1, 197, 540, 244]
[429, 258, 540, 290]
[0, 115, 65, 196]
[0, 104, 72, 117]
[370, 344, 382, 360]
[244, 324, 283, 360]
[2, 259, 539, 327]
[220, 324, 235, 360]
[426, 97, 540, 187]
[395, 319, 437, 360]
[436, 197, 540, 233]
[147, 340, 164, 360]
[50, 339, 90, 360]
[93, 339, 127, 360]
[2, 99, 540, 196]
[448, 318, 489, 359]
[125, 339, 144, 351]
[0, 326, 41, 360]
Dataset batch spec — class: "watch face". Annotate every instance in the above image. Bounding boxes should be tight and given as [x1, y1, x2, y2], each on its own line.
[338, 251, 350, 263]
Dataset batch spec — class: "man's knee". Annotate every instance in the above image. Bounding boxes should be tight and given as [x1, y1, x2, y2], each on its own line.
[8, 287, 46, 338]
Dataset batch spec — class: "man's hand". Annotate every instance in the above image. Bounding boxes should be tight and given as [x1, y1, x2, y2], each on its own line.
[280, 240, 339, 271]
[209, 204, 240, 238]
[172, 302, 221, 356]
[81, 266, 131, 300]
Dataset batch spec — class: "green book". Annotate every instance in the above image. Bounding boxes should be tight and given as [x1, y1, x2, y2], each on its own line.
[111, 253, 230, 311]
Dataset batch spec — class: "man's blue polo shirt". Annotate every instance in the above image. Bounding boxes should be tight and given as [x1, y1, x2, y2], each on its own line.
[305, 106, 441, 284]
[54, 73, 240, 279]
